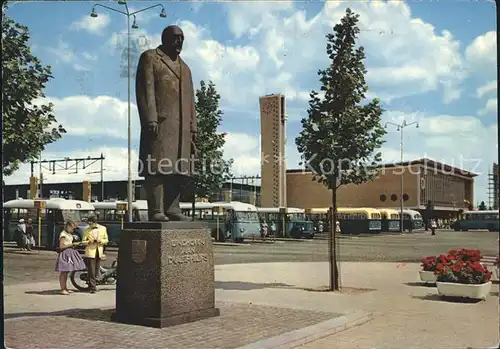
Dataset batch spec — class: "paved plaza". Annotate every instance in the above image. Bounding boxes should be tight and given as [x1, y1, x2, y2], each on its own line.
[3, 230, 499, 348]
[4, 260, 499, 348]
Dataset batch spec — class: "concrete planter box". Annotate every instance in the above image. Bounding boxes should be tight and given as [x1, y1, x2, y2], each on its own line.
[419, 270, 437, 283]
[436, 281, 492, 300]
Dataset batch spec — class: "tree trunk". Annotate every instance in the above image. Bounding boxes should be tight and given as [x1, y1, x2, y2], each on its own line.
[329, 187, 340, 291]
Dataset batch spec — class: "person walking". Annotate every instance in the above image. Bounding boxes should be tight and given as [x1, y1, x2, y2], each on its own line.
[25, 218, 35, 251]
[261, 220, 268, 239]
[55, 220, 86, 295]
[430, 218, 437, 236]
[15, 218, 28, 251]
[82, 215, 108, 294]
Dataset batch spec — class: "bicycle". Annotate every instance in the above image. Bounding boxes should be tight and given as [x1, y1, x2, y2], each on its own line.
[69, 242, 117, 292]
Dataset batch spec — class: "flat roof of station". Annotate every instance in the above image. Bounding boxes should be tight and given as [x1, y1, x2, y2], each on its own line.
[287, 157, 478, 178]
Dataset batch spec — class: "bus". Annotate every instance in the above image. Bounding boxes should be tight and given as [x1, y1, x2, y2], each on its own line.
[180, 201, 261, 242]
[305, 208, 330, 233]
[451, 211, 499, 232]
[337, 208, 382, 234]
[378, 208, 401, 232]
[257, 207, 315, 239]
[305, 207, 382, 234]
[3, 198, 94, 249]
[402, 209, 424, 231]
[92, 200, 148, 245]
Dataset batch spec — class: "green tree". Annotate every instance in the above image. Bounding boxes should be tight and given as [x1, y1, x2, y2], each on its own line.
[192, 80, 233, 236]
[478, 201, 487, 211]
[295, 8, 386, 291]
[2, 4, 66, 177]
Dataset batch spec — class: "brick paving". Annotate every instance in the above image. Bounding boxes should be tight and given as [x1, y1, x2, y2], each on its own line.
[5, 302, 341, 349]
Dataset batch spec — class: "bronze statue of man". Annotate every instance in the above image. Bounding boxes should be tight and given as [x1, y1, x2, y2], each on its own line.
[135, 25, 197, 221]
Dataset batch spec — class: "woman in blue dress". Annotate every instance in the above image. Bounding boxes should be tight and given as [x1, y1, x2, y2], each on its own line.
[55, 220, 86, 295]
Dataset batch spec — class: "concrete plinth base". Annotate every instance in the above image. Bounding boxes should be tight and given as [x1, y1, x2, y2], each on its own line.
[112, 221, 220, 328]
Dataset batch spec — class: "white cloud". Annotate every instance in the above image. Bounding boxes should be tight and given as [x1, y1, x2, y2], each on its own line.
[33, 95, 135, 140]
[82, 52, 98, 61]
[217, 1, 467, 105]
[46, 41, 74, 64]
[478, 98, 498, 116]
[465, 31, 496, 73]
[71, 13, 110, 35]
[476, 80, 497, 98]
[46, 41, 99, 72]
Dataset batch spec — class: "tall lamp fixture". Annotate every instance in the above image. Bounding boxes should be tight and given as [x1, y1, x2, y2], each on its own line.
[90, 1, 167, 222]
[384, 120, 419, 232]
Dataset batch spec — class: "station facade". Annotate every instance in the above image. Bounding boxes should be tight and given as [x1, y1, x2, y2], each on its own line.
[286, 158, 476, 217]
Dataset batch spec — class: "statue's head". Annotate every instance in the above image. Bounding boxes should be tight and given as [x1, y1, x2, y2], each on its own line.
[161, 25, 184, 56]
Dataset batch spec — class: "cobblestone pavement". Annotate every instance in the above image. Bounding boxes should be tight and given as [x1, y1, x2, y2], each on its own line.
[4, 230, 498, 285]
[5, 302, 340, 349]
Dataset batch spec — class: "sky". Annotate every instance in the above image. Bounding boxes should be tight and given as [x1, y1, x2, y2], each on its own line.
[4, 0, 498, 206]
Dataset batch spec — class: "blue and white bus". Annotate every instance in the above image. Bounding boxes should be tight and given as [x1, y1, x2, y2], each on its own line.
[451, 210, 499, 232]
[180, 201, 261, 242]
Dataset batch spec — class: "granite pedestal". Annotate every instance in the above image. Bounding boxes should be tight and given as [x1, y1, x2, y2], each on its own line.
[111, 222, 220, 328]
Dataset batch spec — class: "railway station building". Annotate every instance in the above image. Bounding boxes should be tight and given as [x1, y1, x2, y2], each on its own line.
[285, 158, 477, 217]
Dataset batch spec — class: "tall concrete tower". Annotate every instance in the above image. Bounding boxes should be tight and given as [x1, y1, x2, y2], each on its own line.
[259, 94, 287, 207]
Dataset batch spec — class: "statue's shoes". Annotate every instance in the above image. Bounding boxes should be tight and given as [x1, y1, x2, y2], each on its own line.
[150, 213, 169, 221]
[166, 213, 190, 221]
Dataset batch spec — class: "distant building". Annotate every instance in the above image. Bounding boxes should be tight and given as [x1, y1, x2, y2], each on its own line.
[259, 94, 286, 207]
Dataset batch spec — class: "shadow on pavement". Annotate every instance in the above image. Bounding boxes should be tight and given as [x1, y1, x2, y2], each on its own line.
[25, 287, 115, 296]
[5, 308, 114, 321]
[301, 286, 375, 294]
[411, 294, 484, 304]
[216, 281, 293, 290]
[404, 281, 436, 287]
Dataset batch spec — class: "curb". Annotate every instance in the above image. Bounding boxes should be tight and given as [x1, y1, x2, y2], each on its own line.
[213, 242, 245, 247]
[235, 311, 373, 349]
[314, 231, 428, 240]
[272, 238, 315, 243]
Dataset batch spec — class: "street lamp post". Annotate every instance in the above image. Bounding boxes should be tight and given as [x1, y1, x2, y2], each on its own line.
[90, 1, 167, 222]
[385, 120, 419, 232]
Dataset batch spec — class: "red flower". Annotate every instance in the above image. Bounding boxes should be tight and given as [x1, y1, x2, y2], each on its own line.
[448, 249, 458, 255]
[433, 248, 492, 284]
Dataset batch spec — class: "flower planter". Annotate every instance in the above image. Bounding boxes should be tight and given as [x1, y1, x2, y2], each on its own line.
[419, 270, 437, 283]
[436, 281, 492, 300]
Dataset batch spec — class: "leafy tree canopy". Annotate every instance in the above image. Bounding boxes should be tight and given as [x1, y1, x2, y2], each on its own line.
[2, 4, 66, 177]
[295, 8, 386, 190]
[193, 80, 233, 199]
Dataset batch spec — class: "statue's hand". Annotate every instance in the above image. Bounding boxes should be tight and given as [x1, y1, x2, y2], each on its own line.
[147, 122, 158, 137]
